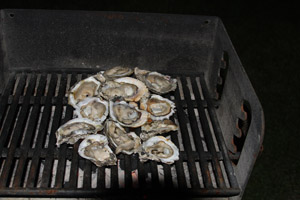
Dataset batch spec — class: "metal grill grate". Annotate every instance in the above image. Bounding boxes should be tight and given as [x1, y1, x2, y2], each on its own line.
[0, 71, 240, 198]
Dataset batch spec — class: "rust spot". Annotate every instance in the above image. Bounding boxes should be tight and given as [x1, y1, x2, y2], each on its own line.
[216, 165, 223, 178]
[46, 189, 58, 195]
[231, 138, 237, 153]
[240, 103, 248, 120]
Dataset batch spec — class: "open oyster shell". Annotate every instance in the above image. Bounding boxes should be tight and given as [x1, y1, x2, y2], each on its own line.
[140, 119, 178, 141]
[78, 134, 117, 167]
[134, 67, 177, 94]
[56, 118, 103, 147]
[140, 95, 175, 120]
[75, 97, 108, 123]
[139, 136, 179, 164]
[100, 77, 148, 102]
[109, 101, 149, 128]
[93, 71, 106, 83]
[104, 120, 141, 155]
[68, 76, 101, 108]
[103, 66, 133, 80]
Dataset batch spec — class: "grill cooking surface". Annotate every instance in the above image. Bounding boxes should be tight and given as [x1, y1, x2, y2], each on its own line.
[0, 71, 240, 198]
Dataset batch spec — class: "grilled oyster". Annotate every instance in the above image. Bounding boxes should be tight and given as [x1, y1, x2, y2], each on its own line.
[134, 67, 177, 94]
[109, 101, 149, 128]
[140, 95, 175, 120]
[100, 77, 148, 102]
[78, 134, 117, 167]
[139, 136, 179, 164]
[103, 66, 133, 80]
[93, 71, 106, 83]
[140, 119, 178, 141]
[104, 120, 141, 155]
[56, 118, 103, 147]
[68, 76, 101, 108]
[75, 97, 108, 123]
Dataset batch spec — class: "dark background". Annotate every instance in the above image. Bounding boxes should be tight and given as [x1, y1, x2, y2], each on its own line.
[1, 1, 299, 199]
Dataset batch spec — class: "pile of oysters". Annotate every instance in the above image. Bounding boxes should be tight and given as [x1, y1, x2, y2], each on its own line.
[55, 66, 180, 167]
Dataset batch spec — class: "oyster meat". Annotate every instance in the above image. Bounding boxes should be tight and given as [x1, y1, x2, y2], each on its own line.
[140, 119, 178, 141]
[134, 67, 177, 94]
[78, 134, 117, 167]
[100, 77, 148, 102]
[139, 136, 179, 164]
[105, 120, 141, 155]
[56, 118, 103, 147]
[75, 97, 108, 123]
[68, 76, 101, 108]
[140, 95, 175, 120]
[109, 101, 149, 128]
[103, 66, 133, 80]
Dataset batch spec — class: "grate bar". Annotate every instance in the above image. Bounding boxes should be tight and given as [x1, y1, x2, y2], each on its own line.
[150, 161, 159, 188]
[54, 73, 76, 189]
[0, 74, 36, 188]
[97, 167, 105, 189]
[165, 92, 187, 188]
[26, 74, 58, 188]
[179, 76, 215, 188]
[0, 74, 16, 129]
[0, 74, 26, 189]
[199, 75, 239, 189]
[111, 164, 119, 188]
[68, 143, 79, 188]
[12, 74, 47, 187]
[184, 76, 227, 188]
[173, 80, 201, 188]
[188, 76, 226, 188]
[40, 73, 68, 188]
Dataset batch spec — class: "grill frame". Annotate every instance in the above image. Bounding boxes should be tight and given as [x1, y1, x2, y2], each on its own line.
[0, 10, 264, 200]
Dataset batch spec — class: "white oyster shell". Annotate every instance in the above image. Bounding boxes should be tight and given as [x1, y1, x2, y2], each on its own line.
[104, 120, 141, 155]
[103, 66, 133, 80]
[140, 95, 176, 120]
[68, 76, 101, 108]
[55, 118, 103, 147]
[75, 97, 108, 123]
[134, 67, 177, 94]
[109, 101, 149, 128]
[139, 136, 179, 164]
[78, 134, 117, 167]
[100, 77, 148, 102]
[140, 119, 178, 141]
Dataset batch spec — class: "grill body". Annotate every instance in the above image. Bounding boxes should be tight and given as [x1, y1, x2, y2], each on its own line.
[0, 10, 264, 200]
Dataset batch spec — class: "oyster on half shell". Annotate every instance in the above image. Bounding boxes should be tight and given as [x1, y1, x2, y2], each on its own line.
[140, 119, 178, 141]
[139, 136, 179, 164]
[56, 118, 103, 147]
[68, 76, 101, 108]
[75, 97, 108, 123]
[110, 101, 149, 128]
[100, 77, 148, 102]
[140, 95, 175, 120]
[78, 134, 117, 167]
[134, 67, 177, 94]
[104, 120, 141, 155]
[103, 66, 133, 80]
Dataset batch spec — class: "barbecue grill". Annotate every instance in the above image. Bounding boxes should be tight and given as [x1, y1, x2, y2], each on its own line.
[0, 10, 264, 199]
